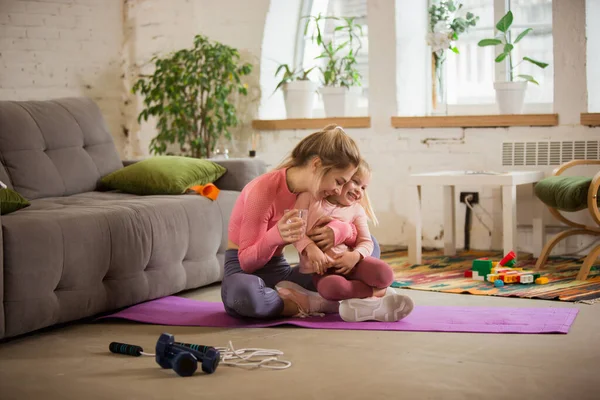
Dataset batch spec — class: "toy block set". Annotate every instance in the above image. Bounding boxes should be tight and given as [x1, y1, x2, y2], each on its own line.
[466, 251, 549, 287]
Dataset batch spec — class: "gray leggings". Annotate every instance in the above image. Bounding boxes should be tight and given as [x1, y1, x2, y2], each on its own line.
[220, 236, 381, 319]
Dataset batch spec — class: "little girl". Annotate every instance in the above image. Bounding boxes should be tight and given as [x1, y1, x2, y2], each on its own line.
[276, 160, 414, 322]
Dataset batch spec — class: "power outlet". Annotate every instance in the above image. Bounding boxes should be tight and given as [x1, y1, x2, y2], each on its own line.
[460, 192, 479, 204]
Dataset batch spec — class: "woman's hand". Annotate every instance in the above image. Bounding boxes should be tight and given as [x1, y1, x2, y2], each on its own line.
[277, 209, 306, 244]
[307, 216, 335, 252]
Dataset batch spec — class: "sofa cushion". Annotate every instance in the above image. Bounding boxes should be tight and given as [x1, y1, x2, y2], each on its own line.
[0, 188, 30, 215]
[100, 156, 227, 195]
[0, 98, 124, 200]
[1, 190, 238, 337]
[535, 176, 594, 212]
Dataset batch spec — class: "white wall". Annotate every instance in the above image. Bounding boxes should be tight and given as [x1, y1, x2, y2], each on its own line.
[0, 0, 125, 156]
[256, 0, 600, 254]
[123, 0, 268, 159]
[588, 0, 600, 112]
[1, 0, 599, 254]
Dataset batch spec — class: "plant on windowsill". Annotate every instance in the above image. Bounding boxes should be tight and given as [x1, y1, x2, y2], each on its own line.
[132, 34, 252, 159]
[274, 64, 317, 119]
[302, 13, 364, 117]
[426, 1, 479, 115]
[478, 10, 549, 115]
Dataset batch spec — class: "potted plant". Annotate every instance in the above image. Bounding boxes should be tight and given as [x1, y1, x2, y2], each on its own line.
[426, 1, 479, 114]
[303, 13, 364, 117]
[274, 64, 317, 119]
[478, 10, 549, 114]
[132, 34, 252, 158]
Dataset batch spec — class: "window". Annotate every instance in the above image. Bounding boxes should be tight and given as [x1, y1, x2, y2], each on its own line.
[295, 0, 369, 113]
[444, 0, 553, 114]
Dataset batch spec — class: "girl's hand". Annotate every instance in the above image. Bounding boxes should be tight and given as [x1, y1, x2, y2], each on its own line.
[277, 209, 306, 243]
[332, 251, 361, 275]
[304, 243, 330, 275]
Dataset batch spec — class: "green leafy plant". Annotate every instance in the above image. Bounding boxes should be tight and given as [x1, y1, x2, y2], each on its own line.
[302, 13, 364, 88]
[274, 64, 316, 92]
[132, 34, 252, 158]
[477, 10, 549, 84]
[427, 0, 479, 56]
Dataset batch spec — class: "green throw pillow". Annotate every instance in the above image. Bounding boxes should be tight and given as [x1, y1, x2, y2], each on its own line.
[100, 156, 227, 195]
[0, 188, 30, 215]
[534, 176, 594, 212]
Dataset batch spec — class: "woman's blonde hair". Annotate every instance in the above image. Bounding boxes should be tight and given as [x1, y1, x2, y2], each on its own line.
[277, 125, 361, 179]
[355, 159, 378, 226]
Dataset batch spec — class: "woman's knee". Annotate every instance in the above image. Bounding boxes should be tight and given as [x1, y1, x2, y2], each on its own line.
[221, 274, 282, 319]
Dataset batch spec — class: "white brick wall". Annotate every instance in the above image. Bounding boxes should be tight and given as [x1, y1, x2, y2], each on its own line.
[0, 0, 597, 253]
[0, 0, 125, 156]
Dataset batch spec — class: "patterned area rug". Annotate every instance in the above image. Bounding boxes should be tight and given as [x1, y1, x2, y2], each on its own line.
[382, 250, 600, 303]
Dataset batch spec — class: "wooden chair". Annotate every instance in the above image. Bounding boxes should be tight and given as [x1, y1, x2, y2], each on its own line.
[535, 160, 600, 280]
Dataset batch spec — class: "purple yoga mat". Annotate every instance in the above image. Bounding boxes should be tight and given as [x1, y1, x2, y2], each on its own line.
[100, 296, 578, 334]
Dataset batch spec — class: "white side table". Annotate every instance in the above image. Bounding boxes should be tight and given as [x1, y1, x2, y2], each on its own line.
[407, 171, 546, 264]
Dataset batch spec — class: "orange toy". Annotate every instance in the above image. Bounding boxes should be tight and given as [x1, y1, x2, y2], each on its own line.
[188, 183, 220, 200]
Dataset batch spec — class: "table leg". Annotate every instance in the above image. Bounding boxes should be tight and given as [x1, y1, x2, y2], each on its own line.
[531, 183, 545, 258]
[443, 185, 456, 256]
[502, 185, 518, 260]
[407, 185, 422, 265]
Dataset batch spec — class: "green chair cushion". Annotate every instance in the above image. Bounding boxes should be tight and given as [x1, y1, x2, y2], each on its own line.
[534, 176, 595, 212]
[0, 188, 31, 215]
[100, 156, 227, 196]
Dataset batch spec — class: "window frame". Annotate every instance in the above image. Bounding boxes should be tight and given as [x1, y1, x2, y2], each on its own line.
[444, 0, 554, 115]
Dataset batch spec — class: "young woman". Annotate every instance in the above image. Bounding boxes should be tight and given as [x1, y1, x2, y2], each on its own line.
[221, 125, 363, 319]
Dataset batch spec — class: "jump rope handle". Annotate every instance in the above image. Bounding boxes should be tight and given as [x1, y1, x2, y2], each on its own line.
[109, 342, 144, 357]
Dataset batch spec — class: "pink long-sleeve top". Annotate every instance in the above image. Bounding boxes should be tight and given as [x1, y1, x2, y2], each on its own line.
[228, 168, 356, 273]
[293, 192, 374, 274]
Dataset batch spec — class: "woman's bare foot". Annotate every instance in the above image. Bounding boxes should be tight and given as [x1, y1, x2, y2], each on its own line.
[373, 288, 387, 297]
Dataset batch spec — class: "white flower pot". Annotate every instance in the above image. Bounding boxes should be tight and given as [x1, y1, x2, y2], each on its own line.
[494, 81, 528, 114]
[319, 86, 361, 117]
[282, 81, 318, 119]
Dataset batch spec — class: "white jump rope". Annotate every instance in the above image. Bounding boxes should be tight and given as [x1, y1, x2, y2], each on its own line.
[132, 340, 291, 370]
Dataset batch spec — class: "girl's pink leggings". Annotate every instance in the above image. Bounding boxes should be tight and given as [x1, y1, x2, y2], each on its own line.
[312, 256, 394, 301]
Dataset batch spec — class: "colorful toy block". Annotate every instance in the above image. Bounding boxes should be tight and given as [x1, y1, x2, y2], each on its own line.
[472, 271, 485, 281]
[494, 280, 504, 287]
[468, 250, 548, 286]
[520, 275, 534, 284]
[499, 251, 516, 266]
[472, 259, 493, 277]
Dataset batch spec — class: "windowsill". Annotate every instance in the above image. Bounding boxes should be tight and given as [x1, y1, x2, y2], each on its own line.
[252, 117, 371, 131]
[391, 114, 559, 129]
[581, 113, 600, 127]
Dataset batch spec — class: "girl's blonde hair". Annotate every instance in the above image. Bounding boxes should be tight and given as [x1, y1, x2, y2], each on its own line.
[277, 125, 361, 179]
[355, 159, 379, 226]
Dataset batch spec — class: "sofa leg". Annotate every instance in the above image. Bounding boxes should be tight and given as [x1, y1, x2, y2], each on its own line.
[535, 228, 600, 271]
[577, 242, 600, 280]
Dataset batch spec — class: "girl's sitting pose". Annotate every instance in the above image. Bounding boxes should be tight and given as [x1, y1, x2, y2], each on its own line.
[277, 160, 414, 322]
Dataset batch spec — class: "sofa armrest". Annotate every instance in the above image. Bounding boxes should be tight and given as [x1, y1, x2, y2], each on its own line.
[211, 158, 267, 192]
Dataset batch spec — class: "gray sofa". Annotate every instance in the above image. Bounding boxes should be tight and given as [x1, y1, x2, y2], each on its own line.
[0, 97, 266, 339]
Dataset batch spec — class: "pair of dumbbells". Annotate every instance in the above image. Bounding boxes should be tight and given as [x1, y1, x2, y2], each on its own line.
[109, 333, 220, 377]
